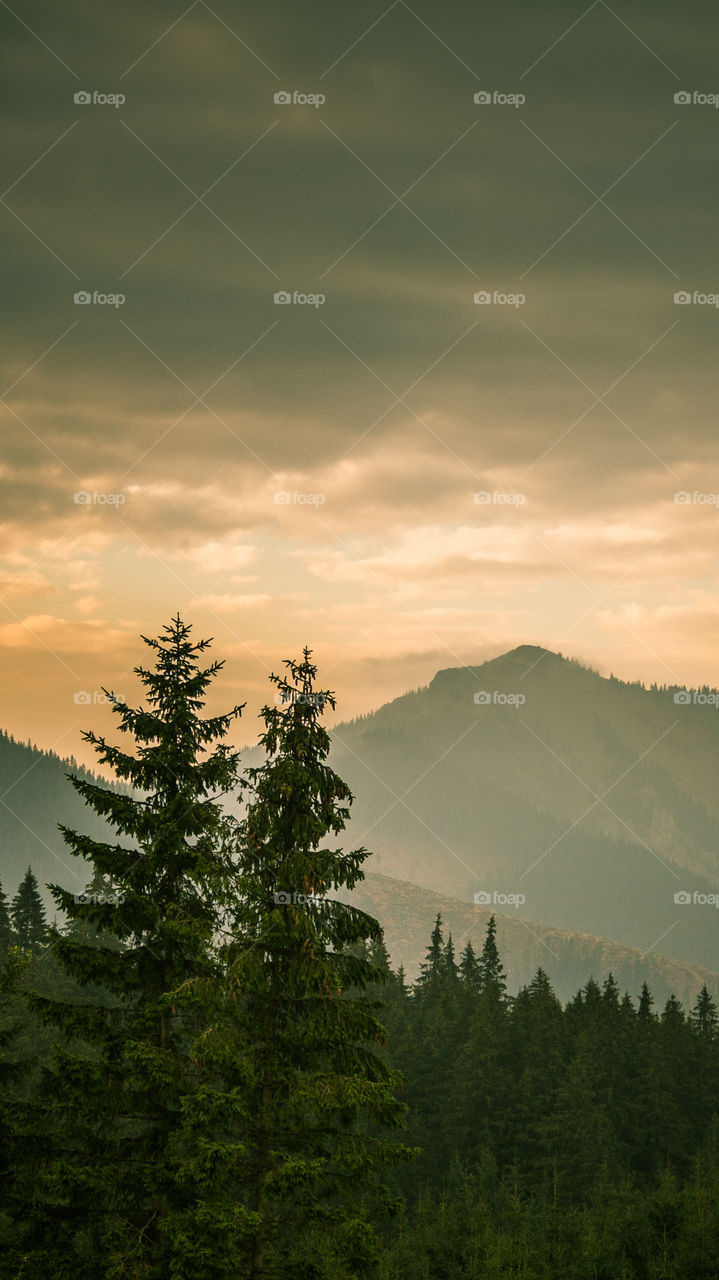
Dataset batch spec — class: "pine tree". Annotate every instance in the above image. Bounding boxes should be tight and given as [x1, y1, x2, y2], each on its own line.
[459, 939, 481, 991]
[10, 867, 47, 950]
[0, 877, 13, 952]
[690, 985, 718, 1041]
[507, 968, 565, 1188]
[417, 913, 444, 988]
[17, 615, 248, 1277]
[446, 924, 514, 1178]
[689, 985, 719, 1132]
[638, 981, 655, 1027]
[442, 934, 459, 983]
[478, 915, 507, 1003]
[227, 647, 414, 1280]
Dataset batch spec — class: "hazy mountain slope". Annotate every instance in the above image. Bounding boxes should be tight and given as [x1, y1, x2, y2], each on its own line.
[327, 647, 719, 971]
[0, 730, 127, 901]
[3, 644, 719, 978]
[339, 871, 719, 1009]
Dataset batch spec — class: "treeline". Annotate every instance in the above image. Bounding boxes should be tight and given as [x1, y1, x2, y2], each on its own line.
[373, 914, 719, 1278]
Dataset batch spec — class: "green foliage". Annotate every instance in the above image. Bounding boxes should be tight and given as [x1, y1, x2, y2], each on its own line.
[10, 615, 247, 1278]
[376, 917, 719, 1277]
[0, 877, 13, 953]
[10, 867, 47, 951]
[226, 648, 415, 1279]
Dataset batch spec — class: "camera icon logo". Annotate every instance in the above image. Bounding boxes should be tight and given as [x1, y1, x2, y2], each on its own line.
[274, 91, 292, 104]
[673, 492, 692, 504]
[473, 691, 492, 704]
[674, 91, 692, 105]
[474, 890, 493, 905]
[273, 891, 292, 904]
[673, 690, 692, 704]
[274, 291, 291, 304]
[274, 491, 291, 504]
[74, 91, 92, 104]
[474, 290, 491, 304]
[474, 491, 491, 504]
[474, 91, 492, 104]
[74, 690, 92, 704]
[674, 890, 692, 904]
[74, 291, 91, 304]
[674, 291, 691, 304]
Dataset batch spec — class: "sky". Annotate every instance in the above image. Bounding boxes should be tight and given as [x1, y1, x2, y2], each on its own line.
[1, 0, 719, 765]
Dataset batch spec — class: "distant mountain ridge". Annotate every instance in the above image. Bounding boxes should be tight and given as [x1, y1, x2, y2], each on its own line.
[0, 729, 124, 901]
[326, 646, 719, 972]
[3, 646, 719, 985]
[338, 871, 719, 1009]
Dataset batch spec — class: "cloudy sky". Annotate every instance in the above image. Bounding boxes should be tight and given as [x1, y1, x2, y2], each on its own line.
[1, 0, 718, 762]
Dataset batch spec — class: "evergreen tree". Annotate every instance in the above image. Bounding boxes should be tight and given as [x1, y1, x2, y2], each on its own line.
[417, 913, 444, 988]
[690, 985, 719, 1133]
[638, 980, 655, 1026]
[691, 984, 718, 1041]
[478, 915, 506, 1002]
[446, 924, 513, 1177]
[15, 615, 248, 1277]
[10, 867, 47, 950]
[228, 647, 414, 1279]
[459, 939, 481, 991]
[506, 968, 565, 1188]
[0, 877, 13, 952]
[442, 934, 459, 984]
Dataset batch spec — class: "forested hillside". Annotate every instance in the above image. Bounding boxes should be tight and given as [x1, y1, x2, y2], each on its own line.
[0, 730, 129, 899]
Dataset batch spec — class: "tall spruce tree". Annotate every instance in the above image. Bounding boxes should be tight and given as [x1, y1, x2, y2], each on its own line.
[227, 648, 414, 1280]
[0, 877, 13, 952]
[459, 939, 481, 991]
[478, 914, 506, 1002]
[15, 615, 247, 1278]
[10, 867, 47, 950]
[417, 913, 444, 988]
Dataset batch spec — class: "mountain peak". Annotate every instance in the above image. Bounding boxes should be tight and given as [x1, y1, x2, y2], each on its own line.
[430, 644, 562, 687]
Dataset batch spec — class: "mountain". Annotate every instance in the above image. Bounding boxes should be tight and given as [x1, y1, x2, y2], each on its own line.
[338, 871, 719, 1009]
[327, 646, 719, 972]
[3, 644, 719, 986]
[0, 729, 125, 904]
